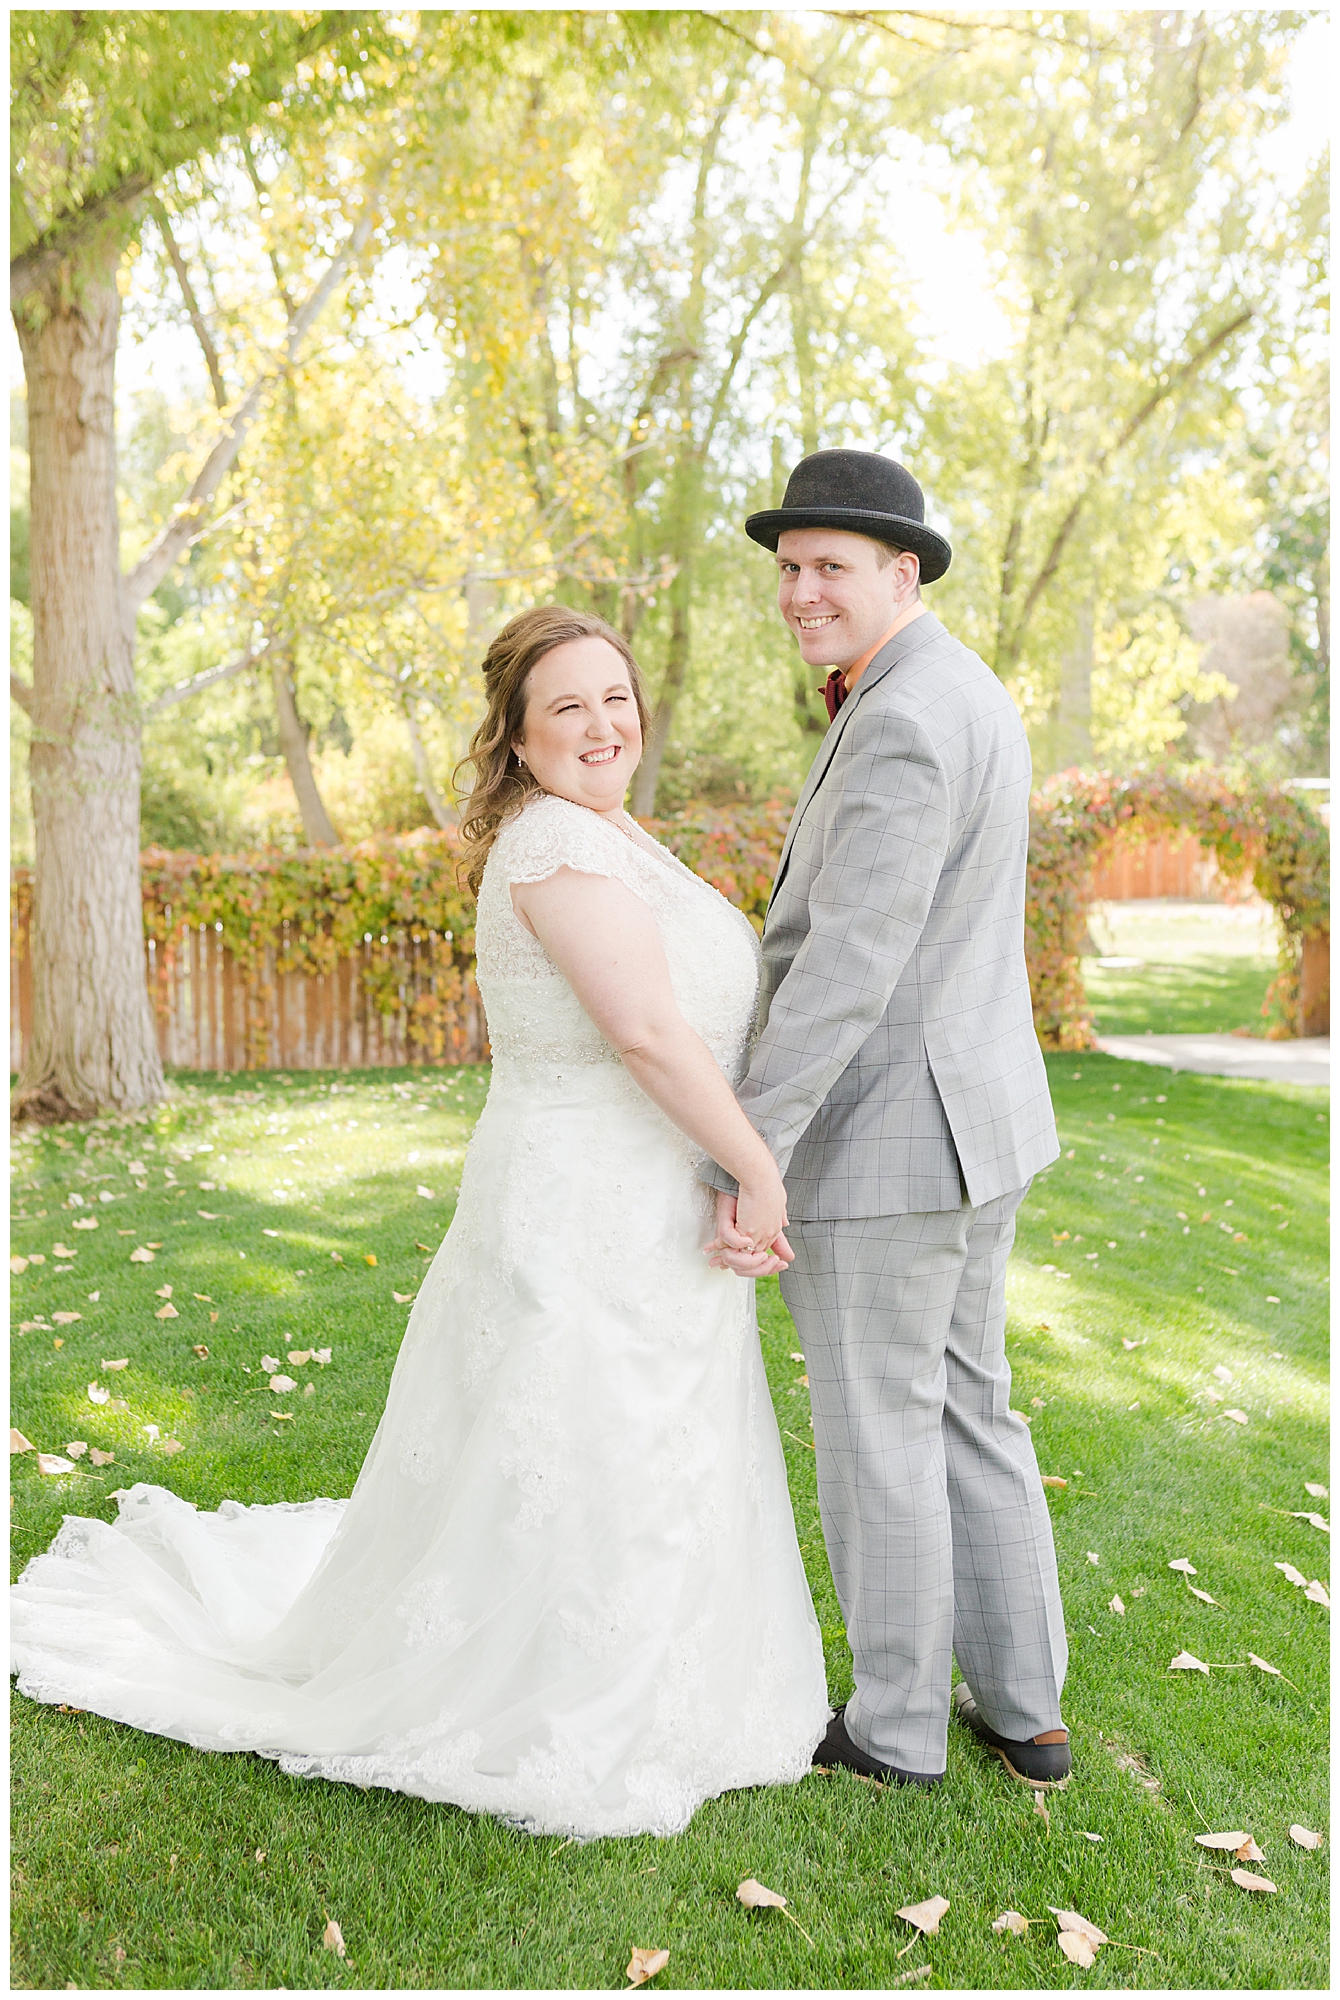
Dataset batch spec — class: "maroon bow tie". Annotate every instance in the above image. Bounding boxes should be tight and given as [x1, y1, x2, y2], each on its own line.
[822, 669, 848, 722]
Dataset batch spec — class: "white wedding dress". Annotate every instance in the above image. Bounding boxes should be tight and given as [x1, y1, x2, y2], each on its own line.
[11, 793, 830, 1838]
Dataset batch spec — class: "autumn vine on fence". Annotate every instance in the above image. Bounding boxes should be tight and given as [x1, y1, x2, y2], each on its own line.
[9, 772, 1328, 1065]
[1025, 770, 1328, 1048]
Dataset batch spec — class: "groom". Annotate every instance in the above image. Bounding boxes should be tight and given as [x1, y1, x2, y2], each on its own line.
[707, 449, 1070, 1789]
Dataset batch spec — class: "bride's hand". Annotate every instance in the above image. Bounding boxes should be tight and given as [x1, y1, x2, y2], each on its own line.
[706, 1233, 794, 1276]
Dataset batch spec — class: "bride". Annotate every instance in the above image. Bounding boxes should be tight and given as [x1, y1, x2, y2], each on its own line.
[11, 606, 831, 1839]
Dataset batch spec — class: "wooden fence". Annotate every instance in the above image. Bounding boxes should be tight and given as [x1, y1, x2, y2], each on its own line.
[10, 923, 488, 1074]
[1088, 831, 1264, 904]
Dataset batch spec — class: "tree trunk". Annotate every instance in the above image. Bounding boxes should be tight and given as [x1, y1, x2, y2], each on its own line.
[630, 561, 691, 818]
[270, 648, 340, 846]
[402, 697, 456, 829]
[11, 262, 166, 1122]
[1050, 597, 1095, 772]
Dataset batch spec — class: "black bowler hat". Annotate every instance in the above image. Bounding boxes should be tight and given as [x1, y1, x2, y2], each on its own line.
[745, 448, 952, 582]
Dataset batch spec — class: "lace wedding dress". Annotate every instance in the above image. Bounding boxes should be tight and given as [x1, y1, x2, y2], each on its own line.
[11, 793, 830, 1838]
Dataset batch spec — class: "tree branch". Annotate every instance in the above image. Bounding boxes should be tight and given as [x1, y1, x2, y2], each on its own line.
[10, 10, 359, 305]
[10, 672, 34, 714]
[149, 198, 227, 409]
[1009, 309, 1255, 655]
[144, 638, 272, 714]
[121, 192, 381, 617]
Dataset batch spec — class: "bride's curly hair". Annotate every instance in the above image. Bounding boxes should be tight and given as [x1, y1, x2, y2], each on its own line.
[455, 606, 651, 894]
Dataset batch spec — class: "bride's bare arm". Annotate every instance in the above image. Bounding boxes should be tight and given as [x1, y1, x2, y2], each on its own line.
[511, 866, 792, 1257]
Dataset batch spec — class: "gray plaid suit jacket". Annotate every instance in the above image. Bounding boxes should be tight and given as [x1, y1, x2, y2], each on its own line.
[706, 609, 1058, 1218]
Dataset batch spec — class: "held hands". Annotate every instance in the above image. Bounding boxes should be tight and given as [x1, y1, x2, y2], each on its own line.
[704, 1188, 795, 1278]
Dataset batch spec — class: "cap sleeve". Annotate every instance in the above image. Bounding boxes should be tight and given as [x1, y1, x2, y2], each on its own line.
[489, 793, 653, 902]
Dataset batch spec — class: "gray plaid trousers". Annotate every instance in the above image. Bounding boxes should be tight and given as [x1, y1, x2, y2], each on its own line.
[782, 1186, 1067, 1775]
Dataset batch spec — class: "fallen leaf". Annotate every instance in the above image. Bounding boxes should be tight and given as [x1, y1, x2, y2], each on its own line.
[322, 1918, 347, 1957]
[1189, 1587, 1218, 1605]
[304, 1382, 316, 1396]
[393, 1291, 416, 1304]
[1169, 1650, 1210, 1674]
[330, 1251, 344, 1263]
[737, 1879, 787, 1910]
[415, 1185, 435, 1199]
[891, 1967, 932, 1988]
[1079, 1831, 1104, 1843]
[102, 1359, 129, 1372]
[416, 1241, 433, 1253]
[210, 1311, 219, 1322]
[269, 1375, 297, 1394]
[364, 1253, 378, 1266]
[896, 1895, 950, 1937]
[87, 1384, 109, 1405]
[626, 1947, 669, 1988]
[1304, 1482, 1328, 1500]
[197, 1210, 220, 1219]
[992, 1910, 1029, 1936]
[1223, 1409, 1248, 1425]
[155, 1303, 180, 1319]
[65, 1442, 88, 1459]
[1109, 1594, 1125, 1615]
[313, 1347, 332, 1365]
[191, 1344, 209, 1359]
[73, 1217, 99, 1230]
[1291, 1511, 1330, 1533]
[262, 1229, 281, 1239]
[26, 1253, 46, 1264]
[1042, 1475, 1068, 1489]
[1230, 1869, 1276, 1894]
[255, 1850, 267, 1863]
[1121, 1337, 1147, 1350]
[260, 1355, 280, 1373]
[1049, 1908, 1109, 1947]
[272, 1412, 294, 1422]
[1213, 1364, 1234, 1383]
[52, 1242, 77, 1258]
[10, 1430, 35, 1454]
[129, 1247, 155, 1262]
[52, 1337, 64, 1350]
[89, 1449, 115, 1466]
[1086, 1551, 1100, 1564]
[161, 1439, 184, 1456]
[1248, 1653, 1280, 1675]
[1168, 1558, 1198, 1575]
[52, 1312, 82, 1326]
[87, 1291, 99, 1301]
[36, 1453, 76, 1475]
[155, 1284, 173, 1299]
[143, 1424, 159, 1440]
[1057, 1930, 1097, 1968]
[1289, 1825, 1323, 1850]
[1303, 1579, 1330, 1607]
[193, 1293, 212, 1302]
[287, 1350, 314, 1365]
[146, 1242, 163, 1249]
[10, 1255, 28, 1274]
[1234, 1836, 1265, 1862]
[1275, 1561, 1306, 1586]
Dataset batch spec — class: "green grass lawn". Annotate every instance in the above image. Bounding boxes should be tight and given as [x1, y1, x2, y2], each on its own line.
[10, 1055, 1329, 1990]
[1082, 901, 1280, 1038]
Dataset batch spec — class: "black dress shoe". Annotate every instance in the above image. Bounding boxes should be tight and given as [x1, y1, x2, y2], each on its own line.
[812, 1706, 944, 1789]
[951, 1683, 1071, 1788]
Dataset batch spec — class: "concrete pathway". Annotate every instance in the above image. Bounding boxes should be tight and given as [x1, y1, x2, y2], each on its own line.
[1095, 1032, 1330, 1088]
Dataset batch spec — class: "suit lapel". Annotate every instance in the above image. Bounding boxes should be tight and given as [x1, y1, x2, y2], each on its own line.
[769, 612, 946, 907]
